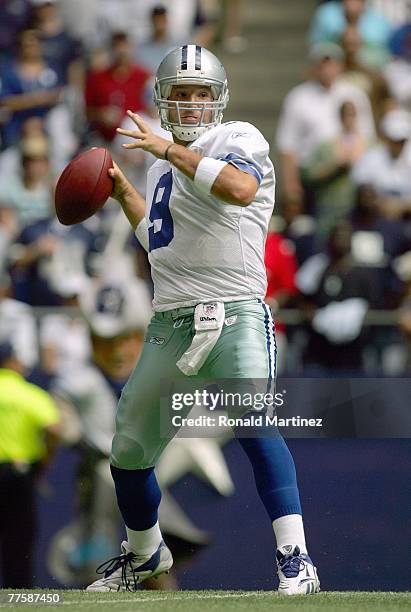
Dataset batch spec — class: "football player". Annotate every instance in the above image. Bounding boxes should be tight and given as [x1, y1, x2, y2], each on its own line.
[87, 45, 320, 595]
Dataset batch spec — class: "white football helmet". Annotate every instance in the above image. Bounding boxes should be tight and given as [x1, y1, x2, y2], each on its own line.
[153, 45, 229, 142]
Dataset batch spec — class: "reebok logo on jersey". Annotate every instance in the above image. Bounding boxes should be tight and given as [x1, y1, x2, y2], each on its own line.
[231, 132, 251, 139]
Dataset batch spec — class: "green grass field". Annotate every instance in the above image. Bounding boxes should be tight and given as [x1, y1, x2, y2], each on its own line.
[0, 590, 410, 612]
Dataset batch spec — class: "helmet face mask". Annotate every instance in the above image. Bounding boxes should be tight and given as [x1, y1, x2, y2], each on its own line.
[154, 46, 229, 142]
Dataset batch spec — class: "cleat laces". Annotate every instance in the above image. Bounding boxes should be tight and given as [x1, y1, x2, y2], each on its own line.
[277, 547, 306, 579]
[96, 551, 139, 591]
[279, 555, 305, 578]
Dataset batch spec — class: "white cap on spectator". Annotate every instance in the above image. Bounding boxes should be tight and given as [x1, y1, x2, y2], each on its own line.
[80, 279, 152, 338]
[308, 42, 344, 64]
[380, 109, 411, 141]
[50, 273, 90, 298]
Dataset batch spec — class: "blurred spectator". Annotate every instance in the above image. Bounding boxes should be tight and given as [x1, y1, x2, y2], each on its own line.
[351, 184, 409, 304]
[0, 136, 52, 230]
[0, 29, 62, 149]
[0, 0, 31, 61]
[85, 32, 150, 144]
[264, 233, 298, 372]
[29, 0, 84, 160]
[309, 0, 391, 50]
[84, 199, 149, 284]
[79, 280, 151, 389]
[276, 42, 375, 204]
[0, 113, 72, 177]
[384, 22, 411, 108]
[271, 196, 317, 266]
[0, 116, 46, 177]
[340, 25, 392, 120]
[52, 279, 151, 455]
[302, 100, 368, 239]
[57, 0, 98, 45]
[39, 277, 92, 377]
[351, 109, 411, 219]
[89, 0, 213, 50]
[135, 6, 182, 74]
[9, 214, 94, 306]
[29, 0, 83, 85]
[222, 0, 248, 54]
[297, 221, 379, 373]
[0, 342, 60, 587]
[0, 272, 38, 370]
[351, 184, 410, 260]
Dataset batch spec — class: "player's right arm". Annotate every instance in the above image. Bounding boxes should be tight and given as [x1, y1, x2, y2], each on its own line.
[109, 162, 146, 230]
[117, 111, 260, 207]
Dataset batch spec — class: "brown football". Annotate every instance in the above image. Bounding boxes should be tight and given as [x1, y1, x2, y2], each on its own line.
[55, 147, 114, 225]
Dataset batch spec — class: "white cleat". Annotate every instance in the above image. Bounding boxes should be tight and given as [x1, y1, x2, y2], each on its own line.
[86, 540, 173, 592]
[276, 545, 320, 595]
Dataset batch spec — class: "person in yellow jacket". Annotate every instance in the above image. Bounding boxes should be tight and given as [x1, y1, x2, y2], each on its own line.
[0, 341, 60, 588]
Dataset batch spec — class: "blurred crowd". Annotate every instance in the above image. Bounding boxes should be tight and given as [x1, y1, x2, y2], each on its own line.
[1, 0, 411, 386]
[273, 0, 411, 376]
[0, 0, 245, 375]
[2, 0, 411, 588]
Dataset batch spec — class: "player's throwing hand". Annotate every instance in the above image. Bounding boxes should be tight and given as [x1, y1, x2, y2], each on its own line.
[117, 110, 171, 159]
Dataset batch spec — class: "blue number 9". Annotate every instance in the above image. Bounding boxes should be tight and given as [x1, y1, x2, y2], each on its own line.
[149, 170, 174, 251]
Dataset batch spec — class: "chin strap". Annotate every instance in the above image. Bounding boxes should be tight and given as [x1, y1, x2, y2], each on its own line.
[171, 124, 215, 142]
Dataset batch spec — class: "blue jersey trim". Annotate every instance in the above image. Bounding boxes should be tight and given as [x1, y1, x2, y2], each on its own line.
[219, 153, 263, 184]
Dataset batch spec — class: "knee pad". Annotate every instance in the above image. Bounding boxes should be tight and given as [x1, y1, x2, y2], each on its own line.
[110, 433, 146, 469]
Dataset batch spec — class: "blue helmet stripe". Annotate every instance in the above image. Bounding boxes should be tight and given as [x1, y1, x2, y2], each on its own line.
[195, 45, 202, 70]
[181, 45, 188, 70]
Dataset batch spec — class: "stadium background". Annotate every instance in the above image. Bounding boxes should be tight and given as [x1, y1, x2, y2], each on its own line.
[0, 0, 410, 593]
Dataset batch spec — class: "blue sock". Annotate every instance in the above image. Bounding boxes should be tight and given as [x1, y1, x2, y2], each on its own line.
[110, 465, 161, 530]
[237, 436, 302, 520]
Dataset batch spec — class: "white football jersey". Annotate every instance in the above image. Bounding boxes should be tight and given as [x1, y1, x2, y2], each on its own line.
[146, 121, 275, 311]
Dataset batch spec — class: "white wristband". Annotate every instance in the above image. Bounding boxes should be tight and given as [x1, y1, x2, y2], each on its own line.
[194, 157, 227, 195]
[134, 217, 149, 252]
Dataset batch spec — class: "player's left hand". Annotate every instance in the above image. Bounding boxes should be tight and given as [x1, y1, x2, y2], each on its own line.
[116, 110, 171, 159]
